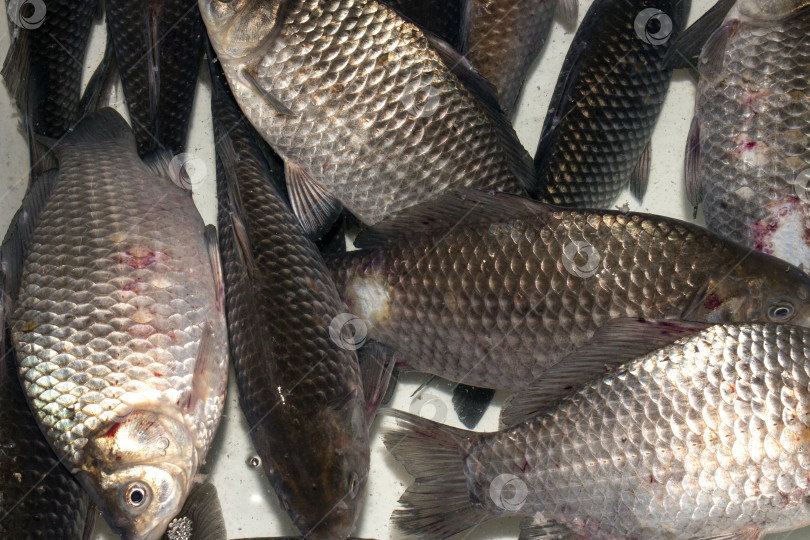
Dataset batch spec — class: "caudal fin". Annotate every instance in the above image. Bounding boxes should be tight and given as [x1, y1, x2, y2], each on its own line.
[383, 409, 492, 538]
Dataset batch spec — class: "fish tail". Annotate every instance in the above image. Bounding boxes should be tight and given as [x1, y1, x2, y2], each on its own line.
[383, 409, 491, 538]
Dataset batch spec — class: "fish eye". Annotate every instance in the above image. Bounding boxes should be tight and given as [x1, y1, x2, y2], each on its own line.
[767, 300, 795, 321]
[124, 482, 151, 509]
[347, 472, 359, 498]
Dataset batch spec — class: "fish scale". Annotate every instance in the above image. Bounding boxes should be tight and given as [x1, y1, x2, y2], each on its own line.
[8, 109, 227, 540]
[535, 0, 690, 208]
[327, 193, 810, 391]
[202, 0, 533, 230]
[107, 0, 204, 156]
[386, 323, 810, 538]
[0, 333, 92, 538]
[460, 324, 810, 538]
[211, 54, 369, 539]
[689, 4, 810, 270]
[467, 0, 559, 118]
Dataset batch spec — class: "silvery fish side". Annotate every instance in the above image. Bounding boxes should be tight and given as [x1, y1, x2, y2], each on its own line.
[386, 323, 810, 539]
[9, 109, 228, 540]
[327, 191, 810, 391]
[210, 52, 373, 540]
[534, 0, 690, 207]
[0, 328, 93, 539]
[200, 0, 534, 237]
[683, 1, 810, 270]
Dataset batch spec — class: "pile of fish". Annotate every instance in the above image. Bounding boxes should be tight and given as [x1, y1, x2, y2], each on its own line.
[1, 0, 810, 539]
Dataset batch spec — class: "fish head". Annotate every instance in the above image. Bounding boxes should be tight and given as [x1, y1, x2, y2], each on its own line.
[691, 251, 810, 326]
[80, 411, 197, 540]
[738, 0, 810, 19]
[262, 389, 370, 539]
[199, 0, 284, 59]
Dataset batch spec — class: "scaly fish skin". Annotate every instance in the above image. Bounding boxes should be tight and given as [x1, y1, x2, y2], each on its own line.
[687, 2, 810, 270]
[201, 0, 533, 228]
[0, 332, 92, 539]
[388, 323, 810, 539]
[211, 57, 369, 539]
[467, 0, 559, 118]
[328, 193, 810, 390]
[9, 109, 228, 540]
[107, 0, 205, 156]
[535, 0, 690, 207]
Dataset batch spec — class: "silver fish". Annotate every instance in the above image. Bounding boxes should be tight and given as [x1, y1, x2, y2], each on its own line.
[9, 108, 228, 540]
[200, 0, 534, 238]
[679, 0, 810, 270]
[386, 321, 810, 539]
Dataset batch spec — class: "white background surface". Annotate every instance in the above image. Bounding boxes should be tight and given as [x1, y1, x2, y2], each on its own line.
[1, 0, 809, 538]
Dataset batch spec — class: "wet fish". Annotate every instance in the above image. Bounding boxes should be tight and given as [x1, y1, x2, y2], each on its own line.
[327, 190, 810, 391]
[534, 0, 690, 207]
[162, 483, 226, 540]
[467, 0, 577, 118]
[0, 327, 93, 539]
[201, 0, 534, 238]
[8, 108, 229, 540]
[378, 0, 470, 52]
[106, 0, 205, 156]
[385, 321, 810, 539]
[2, 0, 99, 172]
[210, 51, 391, 539]
[674, 1, 810, 270]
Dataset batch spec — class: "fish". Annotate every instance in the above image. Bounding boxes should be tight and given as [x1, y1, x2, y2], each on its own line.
[209, 49, 392, 539]
[162, 483, 226, 540]
[2, 0, 100, 173]
[534, 0, 691, 207]
[378, 0, 470, 53]
[671, 0, 810, 270]
[326, 190, 810, 391]
[385, 321, 810, 539]
[8, 108, 229, 540]
[0, 329, 95, 539]
[106, 0, 205, 156]
[467, 0, 577, 118]
[200, 0, 535, 239]
[0, 169, 93, 539]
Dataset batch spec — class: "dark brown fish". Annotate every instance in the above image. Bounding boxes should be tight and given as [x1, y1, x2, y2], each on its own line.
[107, 0, 205, 156]
[210, 50, 391, 539]
[534, 0, 690, 207]
[327, 190, 810, 391]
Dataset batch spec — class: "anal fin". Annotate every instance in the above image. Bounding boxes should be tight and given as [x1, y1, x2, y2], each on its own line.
[285, 161, 342, 240]
[185, 322, 221, 413]
[555, 0, 578, 25]
[685, 116, 703, 217]
[204, 225, 225, 312]
[519, 516, 575, 540]
[357, 341, 396, 421]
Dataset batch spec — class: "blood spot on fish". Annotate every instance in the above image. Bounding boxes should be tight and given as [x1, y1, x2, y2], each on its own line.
[703, 292, 723, 311]
[519, 460, 530, 473]
[153, 372, 163, 378]
[103, 422, 122, 439]
[122, 281, 140, 292]
[114, 247, 165, 269]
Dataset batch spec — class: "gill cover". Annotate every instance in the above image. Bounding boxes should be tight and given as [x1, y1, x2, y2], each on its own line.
[200, 0, 288, 59]
[81, 411, 197, 540]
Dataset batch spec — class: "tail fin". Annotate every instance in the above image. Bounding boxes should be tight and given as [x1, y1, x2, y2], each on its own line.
[383, 409, 492, 538]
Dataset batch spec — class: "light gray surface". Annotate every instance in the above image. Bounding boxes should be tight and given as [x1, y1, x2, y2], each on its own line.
[0, 1, 808, 538]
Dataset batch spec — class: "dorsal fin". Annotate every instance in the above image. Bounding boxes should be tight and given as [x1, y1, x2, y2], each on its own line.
[354, 190, 551, 249]
[500, 318, 712, 426]
[663, 0, 737, 72]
